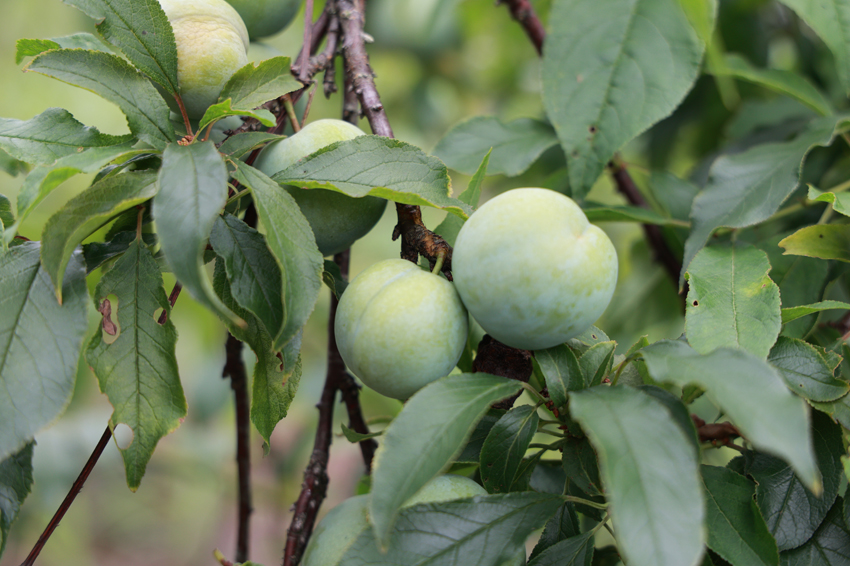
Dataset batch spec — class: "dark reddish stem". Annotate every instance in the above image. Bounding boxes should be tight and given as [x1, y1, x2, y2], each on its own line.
[609, 161, 683, 289]
[499, 0, 545, 55]
[157, 282, 182, 325]
[223, 334, 252, 563]
[20, 427, 113, 566]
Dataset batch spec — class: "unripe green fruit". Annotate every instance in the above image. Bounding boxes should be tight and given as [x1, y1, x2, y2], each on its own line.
[158, 0, 249, 119]
[453, 188, 618, 351]
[225, 0, 302, 40]
[335, 259, 468, 400]
[302, 475, 524, 566]
[255, 119, 386, 256]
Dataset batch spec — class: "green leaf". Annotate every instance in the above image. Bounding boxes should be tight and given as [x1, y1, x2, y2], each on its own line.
[210, 213, 283, 338]
[579, 341, 616, 387]
[0, 107, 134, 166]
[198, 57, 301, 132]
[25, 49, 176, 150]
[432, 116, 559, 177]
[480, 405, 540, 493]
[0, 242, 88, 461]
[369, 373, 521, 548]
[779, 497, 850, 565]
[0, 196, 13, 228]
[701, 465, 779, 566]
[641, 340, 820, 492]
[527, 532, 595, 566]
[542, 0, 704, 200]
[0, 149, 27, 178]
[745, 410, 844, 552]
[534, 344, 584, 408]
[430, 149, 489, 247]
[213, 261, 300, 448]
[219, 132, 283, 160]
[810, 394, 850, 431]
[759, 234, 830, 338]
[16, 33, 112, 64]
[582, 203, 690, 227]
[83, 230, 157, 273]
[685, 244, 781, 359]
[343, 492, 562, 566]
[682, 117, 846, 286]
[86, 238, 185, 490]
[570, 386, 705, 566]
[809, 185, 850, 217]
[341, 423, 383, 443]
[639, 385, 700, 455]
[455, 409, 503, 464]
[770, 337, 849, 402]
[0, 442, 34, 559]
[561, 436, 603, 497]
[779, 225, 850, 262]
[271, 136, 473, 219]
[778, 0, 850, 95]
[12, 143, 142, 238]
[41, 171, 158, 301]
[231, 164, 323, 350]
[709, 54, 832, 116]
[322, 259, 348, 299]
[529, 502, 581, 560]
[154, 142, 242, 327]
[62, 0, 179, 94]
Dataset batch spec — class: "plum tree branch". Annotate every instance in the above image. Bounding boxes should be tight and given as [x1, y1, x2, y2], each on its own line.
[336, 0, 453, 275]
[20, 427, 113, 566]
[223, 333, 252, 563]
[283, 250, 378, 566]
[499, 0, 684, 290]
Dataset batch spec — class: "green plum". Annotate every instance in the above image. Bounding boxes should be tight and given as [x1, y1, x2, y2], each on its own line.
[302, 475, 525, 566]
[158, 0, 249, 119]
[334, 259, 468, 400]
[452, 188, 618, 351]
[254, 119, 387, 256]
[225, 0, 301, 40]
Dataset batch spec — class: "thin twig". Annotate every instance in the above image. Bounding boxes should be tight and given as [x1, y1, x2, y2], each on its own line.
[223, 334, 252, 563]
[609, 160, 684, 290]
[498, 0, 545, 55]
[299, 0, 316, 84]
[157, 282, 182, 325]
[20, 427, 113, 566]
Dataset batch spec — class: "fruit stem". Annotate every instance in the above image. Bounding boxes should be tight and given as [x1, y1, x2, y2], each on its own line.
[563, 495, 609, 510]
[431, 253, 445, 274]
[174, 94, 194, 137]
[284, 95, 301, 133]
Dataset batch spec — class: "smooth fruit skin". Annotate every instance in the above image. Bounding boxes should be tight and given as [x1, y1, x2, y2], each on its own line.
[255, 119, 386, 257]
[225, 0, 301, 40]
[302, 475, 526, 566]
[453, 188, 618, 351]
[335, 259, 468, 400]
[158, 0, 249, 119]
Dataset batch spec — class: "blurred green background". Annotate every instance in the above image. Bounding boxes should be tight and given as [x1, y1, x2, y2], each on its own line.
[0, 0, 690, 564]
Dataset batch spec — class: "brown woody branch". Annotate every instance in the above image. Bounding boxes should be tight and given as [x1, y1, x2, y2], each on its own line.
[609, 161, 683, 288]
[691, 415, 741, 446]
[472, 335, 533, 410]
[223, 334, 253, 563]
[336, 0, 453, 273]
[283, 250, 376, 566]
[498, 0, 545, 55]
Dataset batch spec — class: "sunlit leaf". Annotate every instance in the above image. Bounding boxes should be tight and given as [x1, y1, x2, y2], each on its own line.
[779, 224, 850, 263]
